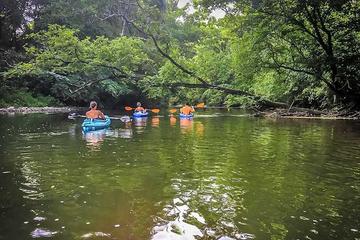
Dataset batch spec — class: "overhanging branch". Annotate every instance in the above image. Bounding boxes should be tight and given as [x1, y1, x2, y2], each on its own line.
[98, 12, 326, 111]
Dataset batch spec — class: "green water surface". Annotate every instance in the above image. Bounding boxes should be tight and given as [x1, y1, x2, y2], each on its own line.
[0, 111, 359, 240]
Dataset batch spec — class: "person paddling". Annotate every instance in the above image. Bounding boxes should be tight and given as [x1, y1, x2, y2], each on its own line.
[180, 103, 195, 115]
[134, 102, 147, 113]
[86, 101, 105, 119]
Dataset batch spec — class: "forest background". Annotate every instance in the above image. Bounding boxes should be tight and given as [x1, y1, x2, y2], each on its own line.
[1, 0, 359, 111]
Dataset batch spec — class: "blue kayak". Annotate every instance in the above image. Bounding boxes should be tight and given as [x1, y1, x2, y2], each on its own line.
[82, 116, 111, 132]
[179, 113, 194, 119]
[133, 111, 149, 118]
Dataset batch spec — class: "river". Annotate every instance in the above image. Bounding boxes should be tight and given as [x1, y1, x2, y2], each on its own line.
[0, 111, 359, 239]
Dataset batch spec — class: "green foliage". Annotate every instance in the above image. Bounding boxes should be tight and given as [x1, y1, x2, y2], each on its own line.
[145, 0, 360, 108]
[200, 0, 360, 107]
[2, 0, 360, 109]
[0, 88, 61, 107]
[32, 0, 141, 38]
[148, 16, 294, 106]
[6, 25, 152, 103]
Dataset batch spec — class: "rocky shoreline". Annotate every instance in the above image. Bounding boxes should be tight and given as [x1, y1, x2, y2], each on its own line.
[0, 106, 85, 114]
[257, 108, 360, 120]
[0, 106, 359, 120]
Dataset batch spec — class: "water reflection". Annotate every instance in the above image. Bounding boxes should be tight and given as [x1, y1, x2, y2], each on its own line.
[195, 122, 204, 137]
[170, 115, 177, 126]
[20, 161, 43, 200]
[68, 124, 76, 137]
[134, 117, 147, 133]
[1, 113, 360, 239]
[83, 129, 106, 148]
[180, 119, 193, 133]
[152, 175, 252, 240]
[31, 228, 57, 238]
[152, 117, 160, 127]
[153, 196, 204, 239]
[134, 117, 148, 127]
[81, 231, 111, 238]
[118, 127, 133, 139]
[83, 128, 135, 147]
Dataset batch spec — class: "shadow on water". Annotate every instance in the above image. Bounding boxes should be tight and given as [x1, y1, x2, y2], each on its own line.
[0, 112, 360, 239]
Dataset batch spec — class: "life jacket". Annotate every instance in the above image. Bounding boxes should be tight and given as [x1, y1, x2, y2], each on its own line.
[135, 106, 145, 112]
[180, 106, 193, 115]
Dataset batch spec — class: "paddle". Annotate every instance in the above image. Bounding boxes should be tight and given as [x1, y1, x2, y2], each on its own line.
[69, 114, 132, 123]
[196, 102, 205, 108]
[150, 109, 160, 113]
[124, 106, 160, 113]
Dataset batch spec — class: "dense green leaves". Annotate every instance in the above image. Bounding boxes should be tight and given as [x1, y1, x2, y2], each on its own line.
[1, 0, 359, 109]
[6, 25, 152, 103]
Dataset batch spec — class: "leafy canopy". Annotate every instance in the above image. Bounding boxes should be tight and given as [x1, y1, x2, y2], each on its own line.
[7, 25, 153, 103]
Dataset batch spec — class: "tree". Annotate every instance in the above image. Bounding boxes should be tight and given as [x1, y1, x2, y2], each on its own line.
[3, 0, 359, 110]
[194, 0, 360, 107]
[6, 25, 153, 104]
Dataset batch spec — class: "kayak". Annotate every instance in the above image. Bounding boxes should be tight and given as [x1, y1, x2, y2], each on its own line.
[82, 116, 111, 132]
[133, 111, 149, 118]
[179, 113, 194, 119]
[82, 116, 111, 131]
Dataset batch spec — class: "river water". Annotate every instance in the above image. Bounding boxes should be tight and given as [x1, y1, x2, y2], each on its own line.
[0, 111, 359, 240]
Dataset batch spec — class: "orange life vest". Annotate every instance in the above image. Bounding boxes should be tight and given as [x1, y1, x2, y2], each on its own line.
[135, 106, 145, 112]
[180, 106, 194, 115]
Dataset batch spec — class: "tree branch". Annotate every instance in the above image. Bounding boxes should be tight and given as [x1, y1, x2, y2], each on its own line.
[97, 11, 326, 110]
[69, 77, 112, 94]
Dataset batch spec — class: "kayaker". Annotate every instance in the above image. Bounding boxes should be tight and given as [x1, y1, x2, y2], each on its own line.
[86, 101, 105, 119]
[134, 102, 146, 113]
[180, 103, 195, 115]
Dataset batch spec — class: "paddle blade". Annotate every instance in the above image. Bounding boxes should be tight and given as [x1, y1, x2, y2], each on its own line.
[169, 109, 177, 113]
[125, 106, 133, 111]
[151, 109, 160, 113]
[196, 103, 205, 108]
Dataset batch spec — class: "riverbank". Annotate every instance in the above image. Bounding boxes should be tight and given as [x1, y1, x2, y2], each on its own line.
[1, 106, 359, 120]
[0, 106, 84, 114]
[259, 108, 360, 120]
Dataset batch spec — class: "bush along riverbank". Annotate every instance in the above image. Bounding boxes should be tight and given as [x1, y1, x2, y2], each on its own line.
[0, 89, 63, 108]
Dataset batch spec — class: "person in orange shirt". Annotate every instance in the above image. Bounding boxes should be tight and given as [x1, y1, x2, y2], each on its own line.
[180, 103, 195, 115]
[86, 101, 105, 119]
[134, 102, 146, 113]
